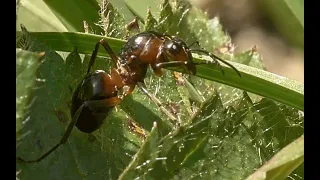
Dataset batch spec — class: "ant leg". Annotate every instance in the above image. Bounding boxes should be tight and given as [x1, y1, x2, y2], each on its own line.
[87, 39, 120, 75]
[110, 68, 125, 89]
[154, 61, 199, 75]
[137, 82, 177, 122]
[84, 97, 122, 109]
[188, 41, 200, 49]
[87, 41, 101, 75]
[17, 104, 85, 163]
[17, 97, 122, 163]
[99, 39, 119, 67]
[189, 49, 241, 77]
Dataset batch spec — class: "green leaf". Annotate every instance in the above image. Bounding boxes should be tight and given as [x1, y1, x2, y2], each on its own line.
[246, 135, 304, 180]
[16, 49, 44, 140]
[95, 1, 127, 38]
[116, 91, 304, 179]
[119, 121, 160, 179]
[144, 8, 158, 31]
[118, 94, 217, 179]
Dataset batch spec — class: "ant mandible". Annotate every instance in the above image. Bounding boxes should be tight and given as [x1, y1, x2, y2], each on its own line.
[17, 31, 241, 163]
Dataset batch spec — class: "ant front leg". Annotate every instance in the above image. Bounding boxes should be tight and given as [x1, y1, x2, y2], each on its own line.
[153, 61, 198, 75]
[189, 49, 242, 77]
[136, 82, 178, 124]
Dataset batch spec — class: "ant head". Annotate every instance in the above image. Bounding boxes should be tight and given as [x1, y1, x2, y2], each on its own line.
[162, 36, 196, 74]
[163, 37, 189, 58]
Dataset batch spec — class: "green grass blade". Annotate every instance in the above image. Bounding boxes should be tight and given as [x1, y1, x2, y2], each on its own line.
[16, 0, 67, 32]
[258, 0, 304, 49]
[43, 0, 102, 33]
[16, 31, 304, 111]
[284, 0, 304, 29]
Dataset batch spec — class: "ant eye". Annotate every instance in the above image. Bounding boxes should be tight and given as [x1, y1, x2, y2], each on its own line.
[165, 42, 181, 55]
[171, 44, 177, 50]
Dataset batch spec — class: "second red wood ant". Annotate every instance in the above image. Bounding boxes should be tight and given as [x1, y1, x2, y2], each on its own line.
[17, 31, 241, 163]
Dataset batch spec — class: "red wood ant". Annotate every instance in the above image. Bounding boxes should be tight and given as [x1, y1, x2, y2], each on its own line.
[17, 31, 241, 163]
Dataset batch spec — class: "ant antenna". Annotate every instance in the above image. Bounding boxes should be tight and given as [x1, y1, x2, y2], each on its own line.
[188, 41, 200, 49]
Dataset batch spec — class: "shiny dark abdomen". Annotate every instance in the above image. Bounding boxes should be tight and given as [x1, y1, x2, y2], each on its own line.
[71, 71, 116, 133]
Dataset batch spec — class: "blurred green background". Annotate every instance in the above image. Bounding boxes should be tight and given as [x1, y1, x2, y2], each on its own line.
[191, 0, 304, 82]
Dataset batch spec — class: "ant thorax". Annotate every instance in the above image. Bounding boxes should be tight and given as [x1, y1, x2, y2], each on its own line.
[117, 63, 137, 85]
[118, 64, 130, 77]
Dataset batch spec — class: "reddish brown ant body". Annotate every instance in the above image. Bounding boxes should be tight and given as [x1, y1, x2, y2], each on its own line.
[17, 31, 241, 163]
